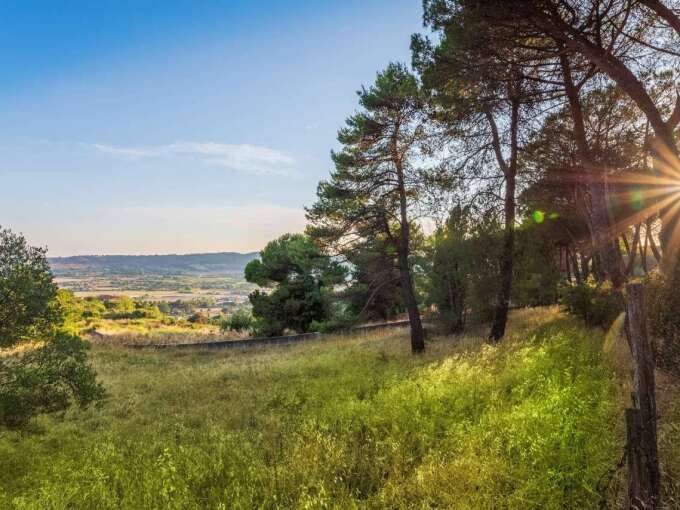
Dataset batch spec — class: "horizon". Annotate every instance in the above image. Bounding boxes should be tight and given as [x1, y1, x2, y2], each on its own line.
[49, 249, 260, 259]
[2, 0, 422, 257]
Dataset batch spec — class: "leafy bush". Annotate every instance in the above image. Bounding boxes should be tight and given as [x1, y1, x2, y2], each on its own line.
[425, 207, 501, 331]
[0, 333, 106, 428]
[220, 309, 253, 333]
[0, 226, 105, 429]
[560, 279, 622, 328]
[512, 222, 561, 307]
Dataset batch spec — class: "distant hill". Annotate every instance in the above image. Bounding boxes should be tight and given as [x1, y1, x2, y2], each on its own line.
[49, 252, 259, 276]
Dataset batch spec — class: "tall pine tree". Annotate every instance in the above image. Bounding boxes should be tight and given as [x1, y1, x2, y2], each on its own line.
[307, 63, 429, 353]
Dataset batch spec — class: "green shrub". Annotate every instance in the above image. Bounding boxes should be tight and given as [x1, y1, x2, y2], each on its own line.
[425, 207, 501, 331]
[309, 315, 356, 334]
[0, 227, 61, 347]
[0, 226, 105, 429]
[560, 279, 622, 329]
[0, 333, 106, 428]
[220, 309, 253, 333]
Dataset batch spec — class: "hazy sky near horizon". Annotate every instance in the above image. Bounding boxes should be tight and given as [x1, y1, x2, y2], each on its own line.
[1, 0, 423, 256]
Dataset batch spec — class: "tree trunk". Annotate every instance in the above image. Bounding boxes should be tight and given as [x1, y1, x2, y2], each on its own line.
[551, 18, 678, 273]
[626, 224, 642, 276]
[647, 220, 663, 264]
[641, 224, 650, 273]
[566, 247, 574, 283]
[397, 246, 425, 353]
[625, 283, 660, 509]
[486, 93, 520, 342]
[394, 154, 425, 353]
[570, 248, 582, 284]
[490, 165, 516, 342]
[580, 253, 591, 280]
[622, 233, 631, 257]
[649, 137, 678, 271]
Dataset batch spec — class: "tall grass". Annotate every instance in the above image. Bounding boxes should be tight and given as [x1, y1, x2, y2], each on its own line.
[0, 308, 630, 508]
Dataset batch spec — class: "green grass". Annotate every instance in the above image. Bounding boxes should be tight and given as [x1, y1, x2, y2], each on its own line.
[0, 308, 635, 508]
[82, 317, 235, 345]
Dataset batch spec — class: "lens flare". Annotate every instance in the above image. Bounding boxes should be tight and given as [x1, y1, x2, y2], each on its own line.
[630, 188, 644, 210]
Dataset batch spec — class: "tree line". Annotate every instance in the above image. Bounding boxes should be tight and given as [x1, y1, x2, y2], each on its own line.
[246, 0, 680, 364]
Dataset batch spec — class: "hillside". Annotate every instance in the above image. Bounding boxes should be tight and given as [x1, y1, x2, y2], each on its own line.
[4, 308, 678, 508]
[49, 252, 259, 276]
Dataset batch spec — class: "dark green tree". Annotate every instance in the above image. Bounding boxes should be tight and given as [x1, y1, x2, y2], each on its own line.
[307, 63, 431, 353]
[245, 233, 345, 336]
[426, 206, 503, 331]
[426, 206, 472, 333]
[343, 235, 404, 322]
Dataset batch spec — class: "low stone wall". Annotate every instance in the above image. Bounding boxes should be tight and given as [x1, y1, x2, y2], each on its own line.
[126, 320, 411, 350]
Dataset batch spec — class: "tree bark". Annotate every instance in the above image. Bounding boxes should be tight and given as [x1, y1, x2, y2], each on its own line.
[569, 248, 582, 284]
[626, 224, 642, 276]
[647, 220, 663, 264]
[622, 234, 631, 257]
[566, 247, 574, 283]
[490, 168, 516, 341]
[641, 226, 649, 274]
[394, 154, 425, 353]
[625, 282, 660, 509]
[397, 245, 425, 353]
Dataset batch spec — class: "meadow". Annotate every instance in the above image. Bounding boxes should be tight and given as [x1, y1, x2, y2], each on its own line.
[54, 274, 254, 307]
[1, 308, 679, 509]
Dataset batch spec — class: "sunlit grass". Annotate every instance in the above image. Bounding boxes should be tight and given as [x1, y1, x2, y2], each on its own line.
[0, 307, 651, 509]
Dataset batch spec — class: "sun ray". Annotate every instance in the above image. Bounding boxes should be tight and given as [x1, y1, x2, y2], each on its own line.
[605, 193, 680, 246]
[658, 199, 680, 266]
[650, 138, 680, 179]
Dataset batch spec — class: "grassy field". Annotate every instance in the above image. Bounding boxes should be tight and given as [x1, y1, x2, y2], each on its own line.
[1, 308, 679, 509]
[82, 318, 237, 345]
[54, 274, 254, 304]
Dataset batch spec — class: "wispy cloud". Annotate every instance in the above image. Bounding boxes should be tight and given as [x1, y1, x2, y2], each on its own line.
[90, 142, 296, 175]
[90, 143, 158, 158]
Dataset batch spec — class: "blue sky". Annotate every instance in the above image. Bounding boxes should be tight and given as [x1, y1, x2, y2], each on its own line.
[0, 0, 423, 256]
